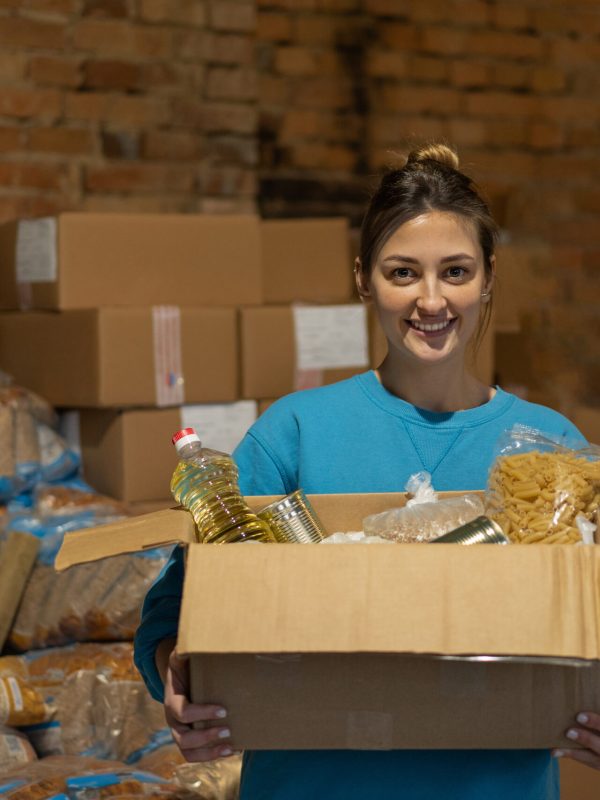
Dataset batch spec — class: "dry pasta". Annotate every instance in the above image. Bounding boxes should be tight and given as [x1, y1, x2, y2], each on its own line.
[487, 450, 600, 544]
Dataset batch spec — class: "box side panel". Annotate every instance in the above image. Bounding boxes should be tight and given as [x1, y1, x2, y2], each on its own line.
[181, 309, 238, 403]
[79, 409, 125, 498]
[121, 408, 180, 502]
[190, 654, 600, 750]
[59, 213, 262, 308]
[98, 309, 155, 406]
[0, 311, 99, 405]
[240, 306, 295, 399]
[261, 218, 354, 304]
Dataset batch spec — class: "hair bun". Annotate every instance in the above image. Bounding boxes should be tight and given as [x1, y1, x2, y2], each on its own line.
[407, 143, 459, 170]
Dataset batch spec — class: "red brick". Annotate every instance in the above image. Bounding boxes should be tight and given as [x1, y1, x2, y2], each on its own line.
[72, 20, 173, 58]
[364, 0, 408, 15]
[209, 0, 255, 33]
[0, 196, 67, 224]
[406, 55, 446, 83]
[0, 127, 24, 152]
[171, 99, 257, 134]
[109, 94, 170, 126]
[540, 96, 599, 121]
[465, 30, 542, 60]
[29, 56, 83, 88]
[81, 194, 188, 213]
[566, 122, 600, 149]
[0, 17, 65, 49]
[460, 148, 536, 178]
[83, 0, 128, 16]
[206, 66, 257, 101]
[528, 122, 565, 150]
[409, 0, 451, 24]
[140, 62, 202, 90]
[421, 27, 467, 55]
[492, 63, 529, 90]
[259, 74, 289, 105]
[65, 91, 111, 121]
[210, 136, 258, 167]
[451, 0, 489, 26]
[275, 46, 319, 76]
[205, 33, 254, 65]
[83, 59, 141, 90]
[365, 51, 407, 79]
[450, 60, 489, 88]
[199, 164, 256, 197]
[491, 5, 530, 30]
[379, 22, 419, 50]
[551, 38, 600, 67]
[574, 190, 600, 215]
[0, 87, 61, 120]
[199, 196, 257, 214]
[373, 114, 445, 145]
[279, 109, 321, 140]
[173, 29, 208, 62]
[294, 15, 338, 45]
[28, 127, 94, 155]
[465, 92, 539, 118]
[0, 52, 28, 81]
[486, 119, 528, 147]
[85, 163, 194, 193]
[530, 67, 567, 93]
[0, 162, 64, 190]
[532, 9, 576, 35]
[535, 155, 600, 181]
[101, 130, 140, 159]
[257, 11, 292, 41]
[22, 0, 78, 12]
[138, 0, 206, 25]
[317, 0, 360, 10]
[446, 118, 486, 147]
[377, 85, 461, 114]
[292, 142, 357, 171]
[294, 78, 354, 110]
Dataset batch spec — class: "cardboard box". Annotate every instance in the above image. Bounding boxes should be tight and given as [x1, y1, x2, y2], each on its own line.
[261, 218, 354, 304]
[0, 307, 238, 408]
[56, 492, 600, 751]
[561, 759, 600, 799]
[75, 401, 257, 502]
[240, 304, 370, 399]
[0, 213, 263, 310]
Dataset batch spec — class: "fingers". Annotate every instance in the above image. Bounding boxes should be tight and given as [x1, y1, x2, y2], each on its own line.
[553, 748, 600, 770]
[171, 722, 235, 762]
[552, 712, 600, 771]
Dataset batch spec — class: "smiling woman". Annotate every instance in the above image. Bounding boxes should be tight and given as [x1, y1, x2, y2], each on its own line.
[134, 144, 593, 800]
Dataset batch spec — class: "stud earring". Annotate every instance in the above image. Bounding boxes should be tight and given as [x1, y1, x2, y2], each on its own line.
[481, 291, 490, 298]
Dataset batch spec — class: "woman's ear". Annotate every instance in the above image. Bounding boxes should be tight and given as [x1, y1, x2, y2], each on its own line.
[481, 255, 495, 302]
[354, 257, 371, 302]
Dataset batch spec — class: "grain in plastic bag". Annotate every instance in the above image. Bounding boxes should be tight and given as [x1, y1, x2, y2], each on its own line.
[486, 424, 600, 544]
[0, 726, 37, 773]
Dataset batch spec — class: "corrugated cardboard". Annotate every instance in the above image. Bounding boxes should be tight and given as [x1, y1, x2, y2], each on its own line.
[561, 759, 600, 799]
[0, 213, 263, 310]
[0, 308, 238, 407]
[0, 532, 39, 650]
[240, 305, 369, 399]
[56, 492, 600, 751]
[78, 402, 257, 502]
[261, 218, 354, 304]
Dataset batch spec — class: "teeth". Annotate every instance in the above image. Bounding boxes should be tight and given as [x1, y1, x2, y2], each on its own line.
[411, 319, 452, 332]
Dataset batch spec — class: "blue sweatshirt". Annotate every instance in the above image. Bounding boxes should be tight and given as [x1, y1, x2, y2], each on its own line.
[135, 372, 587, 800]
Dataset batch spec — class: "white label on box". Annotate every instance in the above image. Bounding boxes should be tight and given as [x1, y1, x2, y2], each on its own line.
[181, 401, 258, 455]
[293, 305, 369, 370]
[152, 306, 185, 407]
[16, 217, 57, 283]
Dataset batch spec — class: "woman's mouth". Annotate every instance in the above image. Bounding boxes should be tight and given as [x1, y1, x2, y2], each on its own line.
[406, 318, 457, 337]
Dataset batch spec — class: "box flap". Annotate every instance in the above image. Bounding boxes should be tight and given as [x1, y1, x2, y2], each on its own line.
[55, 507, 196, 569]
[178, 543, 600, 660]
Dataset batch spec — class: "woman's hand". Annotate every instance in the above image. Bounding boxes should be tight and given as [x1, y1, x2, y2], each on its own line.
[164, 648, 234, 762]
[553, 712, 600, 769]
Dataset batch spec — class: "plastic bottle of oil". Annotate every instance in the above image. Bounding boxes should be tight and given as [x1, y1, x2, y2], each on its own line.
[171, 427, 275, 544]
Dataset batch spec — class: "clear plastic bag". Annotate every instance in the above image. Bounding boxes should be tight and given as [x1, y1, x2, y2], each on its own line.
[0, 725, 37, 772]
[137, 744, 242, 800]
[363, 472, 484, 542]
[486, 424, 600, 544]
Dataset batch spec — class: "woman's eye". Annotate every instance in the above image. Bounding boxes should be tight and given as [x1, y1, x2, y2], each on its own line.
[391, 267, 414, 280]
[446, 266, 467, 280]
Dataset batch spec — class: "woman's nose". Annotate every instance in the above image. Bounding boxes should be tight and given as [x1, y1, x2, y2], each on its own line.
[416, 283, 447, 314]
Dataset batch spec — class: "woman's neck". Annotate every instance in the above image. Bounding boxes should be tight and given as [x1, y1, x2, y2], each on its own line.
[376, 352, 494, 413]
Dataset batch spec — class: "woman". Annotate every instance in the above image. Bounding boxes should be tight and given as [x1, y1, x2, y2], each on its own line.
[135, 144, 600, 798]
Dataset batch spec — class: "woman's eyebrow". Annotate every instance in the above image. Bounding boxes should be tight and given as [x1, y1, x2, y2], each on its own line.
[382, 253, 476, 263]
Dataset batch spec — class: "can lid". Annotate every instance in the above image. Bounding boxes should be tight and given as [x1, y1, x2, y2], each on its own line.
[172, 428, 201, 451]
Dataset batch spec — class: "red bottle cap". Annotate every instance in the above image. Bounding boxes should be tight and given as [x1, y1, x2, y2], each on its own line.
[172, 427, 198, 445]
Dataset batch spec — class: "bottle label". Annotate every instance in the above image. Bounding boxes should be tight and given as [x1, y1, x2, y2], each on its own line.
[152, 306, 185, 407]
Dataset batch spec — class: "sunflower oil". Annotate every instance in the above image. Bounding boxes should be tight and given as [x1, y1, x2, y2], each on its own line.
[171, 427, 275, 544]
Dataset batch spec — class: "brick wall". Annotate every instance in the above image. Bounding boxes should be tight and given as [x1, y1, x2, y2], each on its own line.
[0, 1, 597, 412]
[256, 0, 600, 413]
[0, 0, 258, 217]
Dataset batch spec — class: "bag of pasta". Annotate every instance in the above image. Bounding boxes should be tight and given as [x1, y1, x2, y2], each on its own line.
[487, 424, 600, 544]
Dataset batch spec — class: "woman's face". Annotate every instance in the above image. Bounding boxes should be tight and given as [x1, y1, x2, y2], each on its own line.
[360, 210, 493, 368]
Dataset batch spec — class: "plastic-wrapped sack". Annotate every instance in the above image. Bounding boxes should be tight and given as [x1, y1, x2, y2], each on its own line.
[0, 656, 50, 727]
[0, 726, 37, 773]
[20, 643, 167, 764]
[0, 755, 189, 799]
[5, 486, 170, 651]
[363, 472, 485, 542]
[137, 745, 242, 800]
[487, 424, 600, 544]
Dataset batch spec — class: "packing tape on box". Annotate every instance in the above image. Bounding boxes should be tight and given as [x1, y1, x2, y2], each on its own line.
[15, 218, 58, 310]
[292, 304, 369, 392]
[152, 306, 185, 407]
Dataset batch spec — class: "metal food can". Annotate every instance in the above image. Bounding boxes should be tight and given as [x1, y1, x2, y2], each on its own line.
[257, 489, 326, 543]
[430, 516, 509, 545]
